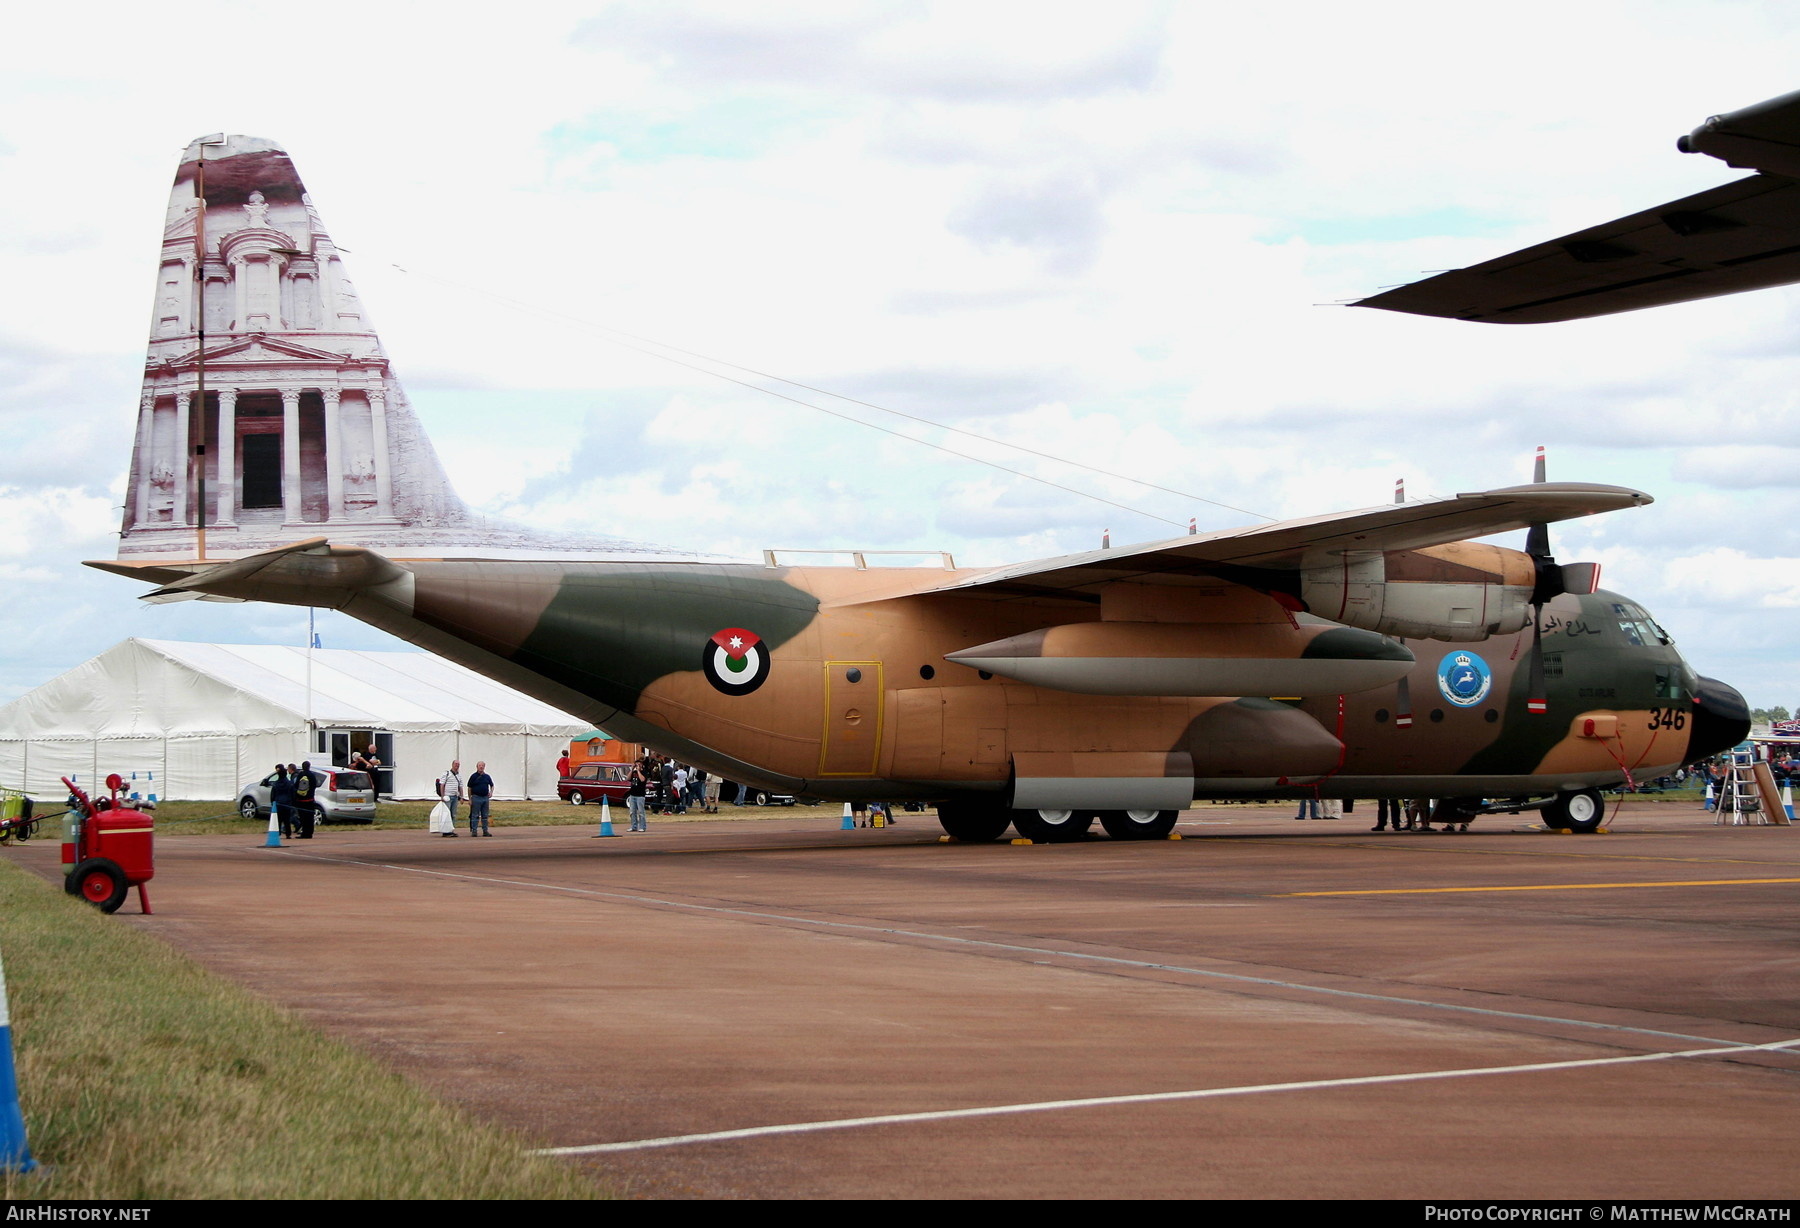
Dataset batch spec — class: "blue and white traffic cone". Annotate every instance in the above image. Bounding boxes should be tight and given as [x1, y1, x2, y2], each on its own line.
[0, 952, 36, 1173]
[594, 795, 619, 837]
[840, 803, 855, 831]
[262, 808, 284, 848]
[1704, 781, 1715, 811]
[1784, 782, 1794, 821]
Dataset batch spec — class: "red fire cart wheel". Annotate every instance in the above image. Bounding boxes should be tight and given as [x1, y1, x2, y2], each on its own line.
[66, 858, 129, 913]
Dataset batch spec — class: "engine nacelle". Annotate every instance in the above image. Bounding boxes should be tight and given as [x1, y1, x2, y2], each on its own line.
[1299, 541, 1535, 642]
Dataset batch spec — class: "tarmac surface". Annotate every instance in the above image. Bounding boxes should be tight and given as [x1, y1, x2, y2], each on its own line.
[10, 800, 1800, 1199]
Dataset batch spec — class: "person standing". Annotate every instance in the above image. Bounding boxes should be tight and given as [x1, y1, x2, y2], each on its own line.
[439, 760, 464, 828]
[670, 764, 689, 814]
[268, 764, 295, 840]
[351, 742, 384, 797]
[556, 750, 571, 781]
[467, 761, 494, 837]
[1372, 797, 1400, 831]
[627, 757, 649, 832]
[291, 761, 318, 839]
[658, 757, 676, 814]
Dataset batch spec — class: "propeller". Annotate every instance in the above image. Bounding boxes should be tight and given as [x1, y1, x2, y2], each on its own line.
[1522, 446, 1603, 715]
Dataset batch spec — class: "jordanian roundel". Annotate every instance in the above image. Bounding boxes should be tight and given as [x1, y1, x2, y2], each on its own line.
[704, 628, 770, 695]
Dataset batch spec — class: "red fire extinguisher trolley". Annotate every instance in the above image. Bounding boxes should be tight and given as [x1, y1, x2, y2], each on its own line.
[60, 774, 154, 915]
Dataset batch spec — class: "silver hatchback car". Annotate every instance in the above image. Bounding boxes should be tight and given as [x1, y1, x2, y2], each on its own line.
[238, 768, 378, 824]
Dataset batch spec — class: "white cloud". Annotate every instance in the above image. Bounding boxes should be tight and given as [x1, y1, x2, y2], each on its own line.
[3, 0, 1800, 711]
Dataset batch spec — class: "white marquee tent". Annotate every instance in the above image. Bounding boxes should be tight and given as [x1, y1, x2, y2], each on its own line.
[0, 639, 589, 800]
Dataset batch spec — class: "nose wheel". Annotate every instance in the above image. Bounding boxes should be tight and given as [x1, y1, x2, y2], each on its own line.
[1543, 788, 1606, 833]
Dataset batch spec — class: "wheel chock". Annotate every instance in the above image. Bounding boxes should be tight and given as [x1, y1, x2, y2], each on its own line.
[1010, 837, 1034, 845]
[1167, 832, 1183, 840]
[938, 835, 952, 843]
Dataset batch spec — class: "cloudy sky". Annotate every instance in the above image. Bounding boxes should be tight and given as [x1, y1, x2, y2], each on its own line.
[4, 1, 1800, 708]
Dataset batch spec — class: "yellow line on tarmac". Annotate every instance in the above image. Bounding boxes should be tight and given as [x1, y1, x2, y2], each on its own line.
[1281, 877, 1800, 897]
[1238, 836, 1800, 871]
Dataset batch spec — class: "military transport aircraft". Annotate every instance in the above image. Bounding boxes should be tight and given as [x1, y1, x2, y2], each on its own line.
[1358, 87, 1800, 323]
[90, 126, 1758, 844]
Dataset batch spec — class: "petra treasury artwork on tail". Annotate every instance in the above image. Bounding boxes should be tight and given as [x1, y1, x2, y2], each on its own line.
[98, 97, 1794, 843]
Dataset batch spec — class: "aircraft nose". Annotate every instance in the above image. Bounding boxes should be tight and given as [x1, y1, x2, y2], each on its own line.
[1689, 676, 1751, 761]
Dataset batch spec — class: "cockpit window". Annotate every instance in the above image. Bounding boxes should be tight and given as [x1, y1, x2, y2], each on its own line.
[1611, 602, 1669, 647]
[1654, 666, 1685, 701]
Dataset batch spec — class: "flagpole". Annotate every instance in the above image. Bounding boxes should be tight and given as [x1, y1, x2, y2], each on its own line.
[306, 608, 315, 758]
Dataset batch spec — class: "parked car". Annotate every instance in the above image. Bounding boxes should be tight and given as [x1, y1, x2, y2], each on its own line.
[558, 762, 633, 805]
[737, 785, 796, 806]
[238, 768, 378, 824]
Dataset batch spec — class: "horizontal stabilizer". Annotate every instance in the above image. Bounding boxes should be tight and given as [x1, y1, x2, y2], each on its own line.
[87, 538, 411, 611]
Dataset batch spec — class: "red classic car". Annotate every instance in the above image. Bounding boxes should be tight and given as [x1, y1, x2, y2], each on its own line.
[557, 762, 634, 806]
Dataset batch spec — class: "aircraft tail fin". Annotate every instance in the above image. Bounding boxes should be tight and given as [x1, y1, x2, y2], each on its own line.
[120, 136, 686, 565]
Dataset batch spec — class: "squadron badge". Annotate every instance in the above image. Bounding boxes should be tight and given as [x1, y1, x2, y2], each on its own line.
[703, 628, 770, 695]
[1435, 651, 1492, 708]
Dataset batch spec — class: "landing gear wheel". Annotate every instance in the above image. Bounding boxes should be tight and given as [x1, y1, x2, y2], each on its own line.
[1546, 788, 1606, 833]
[569, 792, 586, 805]
[936, 798, 1012, 843]
[67, 858, 128, 913]
[1010, 808, 1093, 843]
[239, 797, 260, 821]
[1098, 809, 1179, 840]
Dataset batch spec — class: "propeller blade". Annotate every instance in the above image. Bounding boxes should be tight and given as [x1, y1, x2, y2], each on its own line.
[1524, 445, 1551, 560]
[1526, 607, 1549, 715]
[1560, 561, 1602, 596]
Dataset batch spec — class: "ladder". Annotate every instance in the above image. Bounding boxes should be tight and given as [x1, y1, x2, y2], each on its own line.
[1715, 749, 1766, 825]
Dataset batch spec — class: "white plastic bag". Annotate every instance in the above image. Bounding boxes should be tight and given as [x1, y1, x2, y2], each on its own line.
[428, 801, 453, 834]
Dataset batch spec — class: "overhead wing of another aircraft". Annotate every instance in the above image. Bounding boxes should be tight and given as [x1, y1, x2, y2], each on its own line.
[1356, 88, 1800, 323]
[915, 481, 1648, 602]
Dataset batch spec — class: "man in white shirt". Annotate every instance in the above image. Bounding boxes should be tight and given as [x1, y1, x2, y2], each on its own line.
[440, 760, 464, 825]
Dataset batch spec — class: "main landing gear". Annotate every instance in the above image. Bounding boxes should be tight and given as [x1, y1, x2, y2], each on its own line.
[936, 800, 1179, 843]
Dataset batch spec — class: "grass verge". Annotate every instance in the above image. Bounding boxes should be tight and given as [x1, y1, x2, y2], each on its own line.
[0, 860, 604, 1200]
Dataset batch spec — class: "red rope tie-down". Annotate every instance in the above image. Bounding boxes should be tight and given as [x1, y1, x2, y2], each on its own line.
[1595, 732, 1638, 825]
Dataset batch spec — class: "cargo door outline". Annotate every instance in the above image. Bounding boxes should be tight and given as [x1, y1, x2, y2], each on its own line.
[819, 661, 884, 776]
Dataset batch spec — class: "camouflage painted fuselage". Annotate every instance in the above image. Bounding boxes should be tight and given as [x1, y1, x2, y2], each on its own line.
[309, 557, 1739, 805]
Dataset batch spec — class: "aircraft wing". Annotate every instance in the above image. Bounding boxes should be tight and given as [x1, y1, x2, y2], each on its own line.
[919, 482, 1648, 602]
[1355, 173, 1800, 324]
[1357, 89, 1800, 324]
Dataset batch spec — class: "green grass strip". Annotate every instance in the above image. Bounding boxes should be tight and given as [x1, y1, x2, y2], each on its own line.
[0, 860, 606, 1200]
